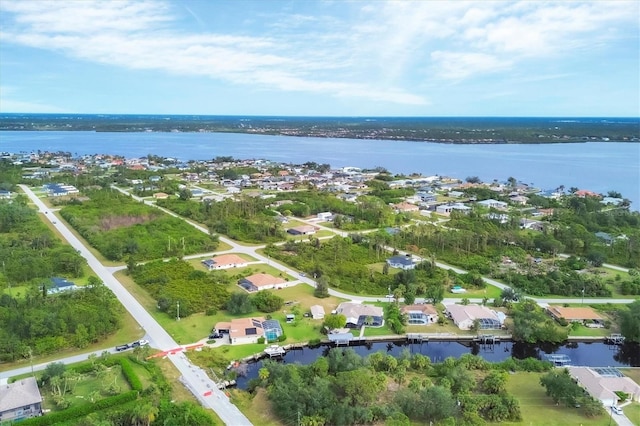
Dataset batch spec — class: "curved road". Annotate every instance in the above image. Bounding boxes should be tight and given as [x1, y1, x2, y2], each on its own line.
[17, 185, 252, 426]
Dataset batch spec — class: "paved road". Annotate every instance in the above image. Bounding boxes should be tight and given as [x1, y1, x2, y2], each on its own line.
[18, 185, 252, 426]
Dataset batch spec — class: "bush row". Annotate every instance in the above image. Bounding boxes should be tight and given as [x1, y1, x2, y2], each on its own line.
[20, 391, 139, 426]
[119, 358, 143, 392]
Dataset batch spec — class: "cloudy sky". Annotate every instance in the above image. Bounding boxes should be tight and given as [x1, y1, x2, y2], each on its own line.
[0, 0, 638, 116]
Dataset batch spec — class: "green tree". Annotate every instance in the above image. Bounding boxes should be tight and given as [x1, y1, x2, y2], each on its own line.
[483, 370, 508, 394]
[322, 314, 347, 332]
[252, 290, 284, 313]
[620, 300, 640, 343]
[226, 292, 254, 315]
[540, 369, 583, 407]
[314, 276, 330, 298]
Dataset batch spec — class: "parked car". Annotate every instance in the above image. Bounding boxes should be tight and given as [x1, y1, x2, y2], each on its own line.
[209, 333, 223, 339]
[115, 344, 129, 352]
[131, 339, 149, 348]
[611, 406, 623, 415]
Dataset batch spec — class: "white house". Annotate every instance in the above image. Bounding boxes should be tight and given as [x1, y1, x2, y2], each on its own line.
[386, 255, 416, 270]
[568, 367, 640, 408]
[401, 304, 438, 325]
[335, 302, 384, 328]
[238, 273, 290, 292]
[201, 254, 249, 270]
[445, 304, 502, 330]
[0, 377, 43, 422]
[477, 199, 508, 210]
[436, 203, 471, 215]
[317, 211, 333, 221]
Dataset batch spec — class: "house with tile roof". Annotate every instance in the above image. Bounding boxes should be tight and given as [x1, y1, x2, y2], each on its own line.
[238, 273, 290, 292]
[201, 254, 248, 270]
[335, 302, 384, 328]
[568, 367, 640, 408]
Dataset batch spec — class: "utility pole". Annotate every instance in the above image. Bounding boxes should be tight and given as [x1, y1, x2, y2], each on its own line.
[582, 287, 585, 306]
[176, 301, 180, 321]
[29, 347, 34, 376]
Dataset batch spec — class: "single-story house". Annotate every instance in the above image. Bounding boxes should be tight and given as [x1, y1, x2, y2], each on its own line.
[0, 377, 43, 422]
[477, 199, 508, 210]
[436, 203, 471, 215]
[520, 219, 545, 231]
[214, 317, 283, 345]
[401, 304, 438, 325]
[48, 277, 80, 294]
[595, 232, 614, 245]
[310, 305, 325, 320]
[287, 225, 317, 235]
[568, 367, 640, 407]
[201, 254, 248, 270]
[448, 191, 464, 198]
[547, 306, 604, 325]
[238, 273, 289, 292]
[335, 302, 384, 328]
[0, 190, 11, 199]
[392, 202, 420, 213]
[386, 255, 416, 270]
[445, 304, 503, 330]
[317, 212, 333, 221]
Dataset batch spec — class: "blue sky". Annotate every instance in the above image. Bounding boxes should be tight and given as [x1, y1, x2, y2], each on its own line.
[0, 0, 638, 117]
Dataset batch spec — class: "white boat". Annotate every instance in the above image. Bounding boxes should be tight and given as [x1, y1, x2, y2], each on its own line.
[264, 345, 286, 357]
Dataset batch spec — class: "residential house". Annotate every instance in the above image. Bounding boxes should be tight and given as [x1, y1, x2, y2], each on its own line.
[547, 306, 604, 326]
[0, 190, 11, 199]
[0, 377, 43, 422]
[601, 197, 624, 206]
[201, 254, 248, 270]
[568, 367, 640, 407]
[436, 203, 471, 215]
[335, 302, 384, 328]
[476, 199, 508, 210]
[509, 195, 528, 205]
[520, 219, 545, 231]
[214, 317, 283, 345]
[48, 277, 80, 294]
[401, 304, 438, 325]
[310, 305, 325, 320]
[238, 273, 289, 292]
[287, 225, 317, 235]
[595, 232, 614, 245]
[445, 304, 503, 330]
[392, 202, 420, 213]
[386, 255, 416, 270]
[575, 189, 600, 198]
[448, 190, 464, 198]
[317, 212, 333, 221]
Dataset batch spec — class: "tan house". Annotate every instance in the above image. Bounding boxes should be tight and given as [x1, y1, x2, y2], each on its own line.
[547, 306, 603, 324]
[392, 202, 419, 213]
[239, 273, 289, 292]
[336, 302, 384, 328]
[287, 225, 317, 235]
[214, 317, 283, 345]
[445, 304, 503, 330]
[201, 254, 248, 270]
[401, 304, 438, 325]
[568, 367, 640, 408]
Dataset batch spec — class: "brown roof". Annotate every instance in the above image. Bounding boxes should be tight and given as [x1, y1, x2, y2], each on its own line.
[401, 304, 438, 315]
[212, 254, 247, 266]
[242, 273, 286, 288]
[289, 225, 316, 233]
[229, 317, 265, 339]
[393, 202, 419, 211]
[548, 306, 603, 321]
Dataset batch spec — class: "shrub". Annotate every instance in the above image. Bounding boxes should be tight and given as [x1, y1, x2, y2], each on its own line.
[277, 334, 287, 342]
[120, 358, 143, 392]
[257, 337, 265, 344]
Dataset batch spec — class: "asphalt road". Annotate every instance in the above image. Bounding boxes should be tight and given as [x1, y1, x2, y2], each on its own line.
[18, 185, 252, 426]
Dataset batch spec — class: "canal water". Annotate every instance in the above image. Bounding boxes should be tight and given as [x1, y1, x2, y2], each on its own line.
[233, 340, 640, 389]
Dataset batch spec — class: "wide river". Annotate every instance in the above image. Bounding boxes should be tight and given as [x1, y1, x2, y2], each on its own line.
[1, 131, 638, 209]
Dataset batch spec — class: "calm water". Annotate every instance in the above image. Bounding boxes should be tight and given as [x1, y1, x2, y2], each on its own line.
[1, 131, 638, 208]
[233, 341, 640, 389]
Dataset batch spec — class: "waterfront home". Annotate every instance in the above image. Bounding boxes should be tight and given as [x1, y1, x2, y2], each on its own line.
[445, 304, 503, 330]
[401, 304, 438, 325]
[213, 317, 283, 345]
[568, 367, 640, 407]
[386, 255, 416, 270]
[547, 306, 604, 326]
[201, 254, 248, 270]
[238, 273, 289, 292]
[0, 377, 43, 422]
[335, 302, 384, 328]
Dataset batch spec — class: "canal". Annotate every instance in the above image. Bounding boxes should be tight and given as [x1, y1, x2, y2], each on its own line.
[233, 340, 640, 389]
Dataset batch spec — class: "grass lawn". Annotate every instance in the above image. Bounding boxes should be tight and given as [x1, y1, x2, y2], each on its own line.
[446, 284, 502, 299]
[501, 372, 610, 426]
[567, 324, 616, 337]
[621, 368, 640, 385]
[0, 310, 143, 373]
[622, 402, 640, 425]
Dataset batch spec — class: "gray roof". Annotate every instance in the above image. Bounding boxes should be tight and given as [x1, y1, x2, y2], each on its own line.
[0, 377, 42, 413]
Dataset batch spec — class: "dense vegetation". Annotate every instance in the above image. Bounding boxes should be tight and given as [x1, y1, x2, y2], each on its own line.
[21, 352, 215, 426]
[509, 299, 568, 343]
[0, 279, 123, 362]
[250, 349, 560, 426]
[3, 114, 638, 143]
[60, 190, 218, 261]
[1, 198, 87, 284]
[129, 259, 231, 318]
[157, 197, 286, 243]
[540, 369, 604, 417]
